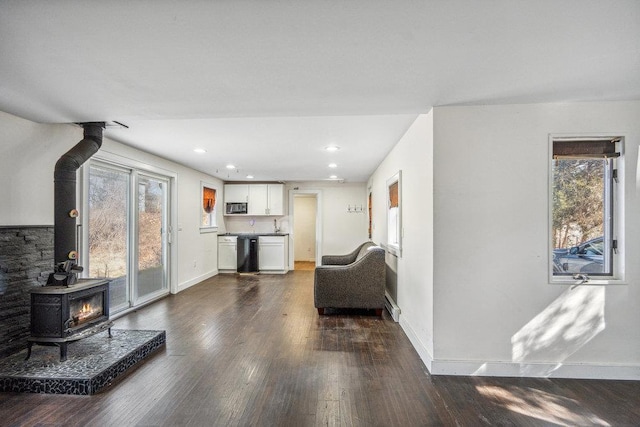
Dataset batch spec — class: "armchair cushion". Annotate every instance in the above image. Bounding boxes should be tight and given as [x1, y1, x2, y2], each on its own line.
[314, 242, 385, 313]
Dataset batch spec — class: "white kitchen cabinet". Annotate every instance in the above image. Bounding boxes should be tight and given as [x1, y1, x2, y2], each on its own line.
[248, 184, 269, 215]
[224, 184, 249, 204]
[224, 183, 284, 216]
[258, 235, 288, 273]
[267, 184, 284, 215]
[248, 184, 284, 216]
[218, 235, 237, 271]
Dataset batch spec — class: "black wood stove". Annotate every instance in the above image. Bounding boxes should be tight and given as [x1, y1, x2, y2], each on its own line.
[27, 122, 112, 362]
[27, 279, 112, 361]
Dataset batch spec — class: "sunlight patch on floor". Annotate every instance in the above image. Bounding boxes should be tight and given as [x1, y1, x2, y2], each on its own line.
[476, 384, 611, 426]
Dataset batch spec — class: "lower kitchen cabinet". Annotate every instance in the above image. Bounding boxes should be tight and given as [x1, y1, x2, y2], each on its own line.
[218, 235, 237, 271]
[258, 235, 288, 273]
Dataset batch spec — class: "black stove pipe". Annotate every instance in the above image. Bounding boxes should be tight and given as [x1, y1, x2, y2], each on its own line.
[53, 122, 105, 266]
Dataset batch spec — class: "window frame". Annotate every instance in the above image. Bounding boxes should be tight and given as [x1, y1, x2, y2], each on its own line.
[386, 171, 402, 257]
[200, 181, 219, 233]
[548, 134, 625, 285]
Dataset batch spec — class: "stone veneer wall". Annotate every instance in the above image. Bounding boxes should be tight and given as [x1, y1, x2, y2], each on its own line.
[0, 226, 53, 357]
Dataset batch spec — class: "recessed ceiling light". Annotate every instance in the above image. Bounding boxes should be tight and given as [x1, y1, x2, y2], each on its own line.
[325, 145, 340, 152]
[328, 163, 337, 168]
[246, 175, 254, 179]
[226, 164, 236, 169]
[193, 148, 207, 154]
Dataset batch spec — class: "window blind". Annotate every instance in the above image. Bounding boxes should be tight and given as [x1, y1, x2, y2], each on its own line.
[389, 181, 398, 208]
[553, 139, 620, 159]
[203, 187, 216, 213]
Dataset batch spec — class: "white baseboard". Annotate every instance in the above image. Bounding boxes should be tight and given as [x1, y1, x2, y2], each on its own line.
[385, 293, 435, 374]
[398, 314, 434, 373]
[177, 269, 218, 292]
[430, 359, 640, 380]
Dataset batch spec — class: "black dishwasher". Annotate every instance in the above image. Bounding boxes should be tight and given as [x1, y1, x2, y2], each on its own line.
[237, 235, 259, 272]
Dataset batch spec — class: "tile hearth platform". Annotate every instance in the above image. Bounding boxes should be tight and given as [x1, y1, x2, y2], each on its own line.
[0, 329, 165, 395]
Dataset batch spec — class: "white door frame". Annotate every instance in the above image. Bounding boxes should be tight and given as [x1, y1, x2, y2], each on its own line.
[288, 189, 323, 268]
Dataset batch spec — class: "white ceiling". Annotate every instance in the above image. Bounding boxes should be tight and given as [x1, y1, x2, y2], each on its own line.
[1, 1, 639, 182]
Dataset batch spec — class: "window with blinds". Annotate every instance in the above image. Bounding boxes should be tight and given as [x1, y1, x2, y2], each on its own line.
[201, 183, 218, 232]
[551, 137, 622, 281]
[387, 171, 402, 256]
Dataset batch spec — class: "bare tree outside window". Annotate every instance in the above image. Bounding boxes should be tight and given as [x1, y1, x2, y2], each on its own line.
[138, 179, 164, 271]
[88, 165, 129, 309]
[552, 159, 605, 249]
[88, 166, 128, 279]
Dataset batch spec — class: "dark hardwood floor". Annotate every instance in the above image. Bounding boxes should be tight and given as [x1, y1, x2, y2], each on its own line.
[2, 270, 640, 426]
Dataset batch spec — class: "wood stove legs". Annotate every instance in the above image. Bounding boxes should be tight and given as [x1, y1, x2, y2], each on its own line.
[25, 342, 32, 361]
[25, 341, 69, 362]
[25, 324, 113, 362]
[59, 342, 68, 362]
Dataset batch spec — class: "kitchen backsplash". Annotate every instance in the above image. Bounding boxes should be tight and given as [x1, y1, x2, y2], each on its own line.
[223, 216, 290, 234]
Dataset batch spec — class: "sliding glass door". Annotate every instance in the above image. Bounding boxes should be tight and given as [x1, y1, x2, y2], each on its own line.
[85, 162, 170, 314]
[87, 163, 131, 313]
[135, 174, 168, 303]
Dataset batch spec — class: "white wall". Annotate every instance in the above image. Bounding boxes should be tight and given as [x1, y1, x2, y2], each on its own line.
[432, 101, 640, 379]
[0, 110, 76, 225]
[0, 110, 223, 293]
[368, 113, 435, 364]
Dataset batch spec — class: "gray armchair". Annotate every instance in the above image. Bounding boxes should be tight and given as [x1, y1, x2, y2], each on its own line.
[314, 242, 386, 316]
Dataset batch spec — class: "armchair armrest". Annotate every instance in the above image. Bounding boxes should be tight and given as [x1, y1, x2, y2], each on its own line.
[321, 253, 356, 265]
[321, 242, 371, 265]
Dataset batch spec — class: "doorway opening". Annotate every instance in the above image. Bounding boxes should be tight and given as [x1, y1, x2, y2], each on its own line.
[289, 190, 322, 270]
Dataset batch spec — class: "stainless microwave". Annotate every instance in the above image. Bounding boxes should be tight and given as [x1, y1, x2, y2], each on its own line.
[226, 202, 248, 214]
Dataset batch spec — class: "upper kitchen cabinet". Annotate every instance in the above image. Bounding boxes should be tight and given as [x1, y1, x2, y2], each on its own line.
[248, 184, 284, 216]
[267, 184, 284, 215]
[224, 183, 284, 216]
[224, 184, 249, 203]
